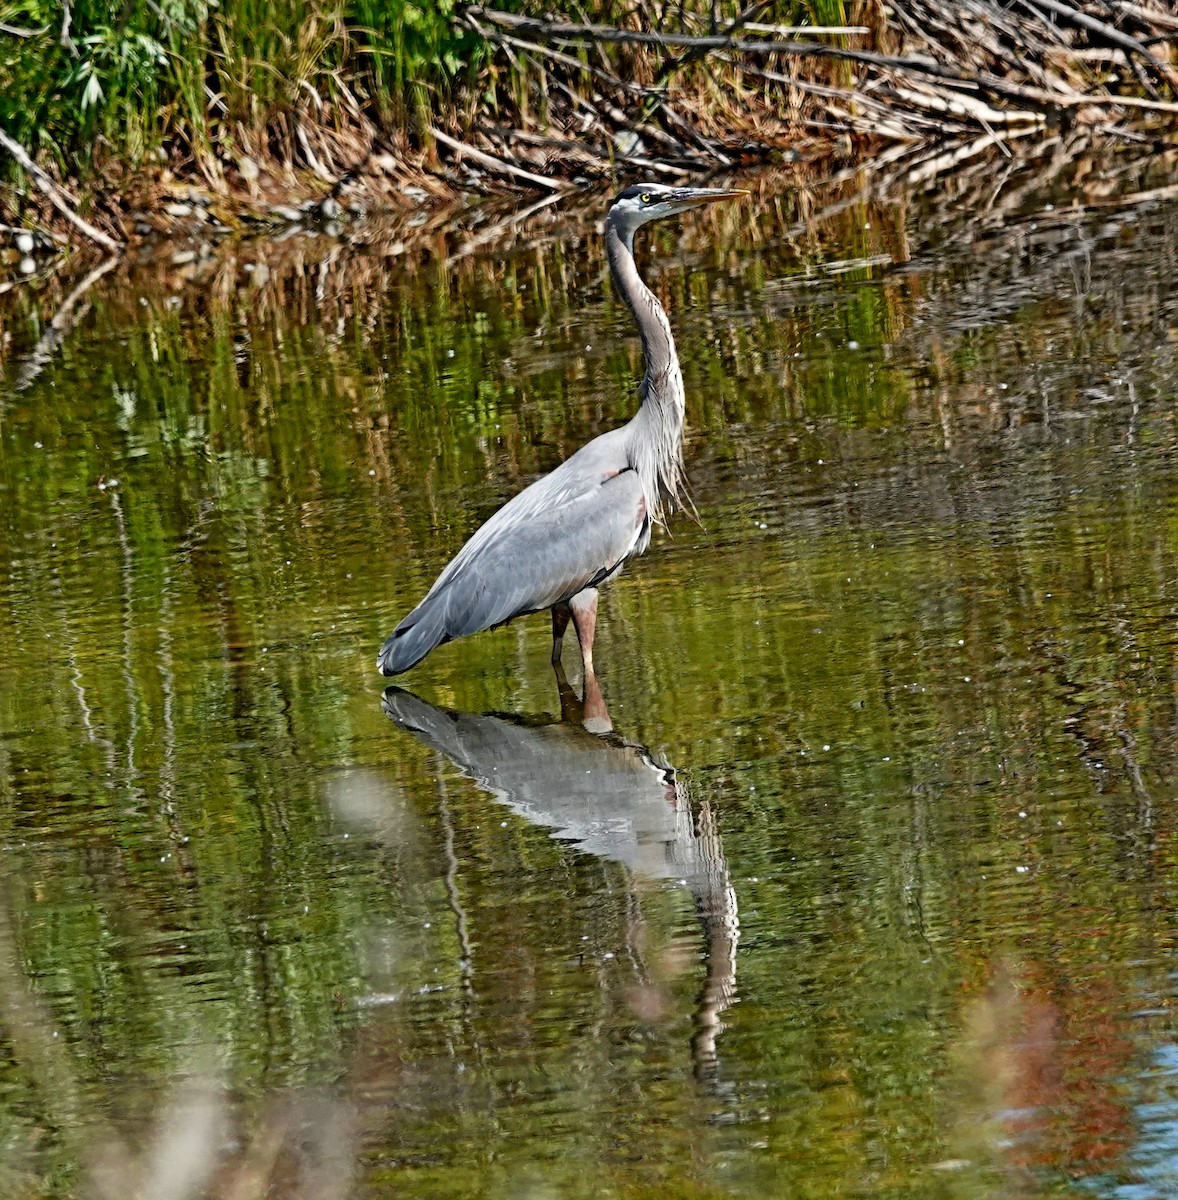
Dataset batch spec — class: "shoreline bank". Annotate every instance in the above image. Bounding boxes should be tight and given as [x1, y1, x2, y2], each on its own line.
[2, 1, 1175, 254]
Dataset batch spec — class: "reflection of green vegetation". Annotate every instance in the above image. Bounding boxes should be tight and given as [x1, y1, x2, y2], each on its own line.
[1, 196, 1177, 1196]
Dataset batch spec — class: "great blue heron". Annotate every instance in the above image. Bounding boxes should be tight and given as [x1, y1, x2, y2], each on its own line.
[377, 183, 746, 698]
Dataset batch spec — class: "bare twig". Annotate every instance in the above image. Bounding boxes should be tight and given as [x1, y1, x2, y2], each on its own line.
[742, 22, 870, 35]
[467, 6, 940, 65]
[60, 0, 76, 56]
[441, 0, 1178, 205]
[0, 125, 121, 251]
[0, 20, 47, 36]
[887, 83, 1047, 126]
[429, 128, 569, 191]
[475, 23, 648, 99]
[1113, 0, 1178, 33]
[654, 0, 772, 85]
[974, 77, 1178, 112]
[0, 221, 66, 244]
[1011, 0, 1177, 85]
[465, 4, 1178, 113]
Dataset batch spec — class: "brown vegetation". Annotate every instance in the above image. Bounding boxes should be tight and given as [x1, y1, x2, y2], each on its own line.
[2, 0, 1176, 252]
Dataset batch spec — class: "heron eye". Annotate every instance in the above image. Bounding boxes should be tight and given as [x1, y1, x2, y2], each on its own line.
[640, 192, 652, 204]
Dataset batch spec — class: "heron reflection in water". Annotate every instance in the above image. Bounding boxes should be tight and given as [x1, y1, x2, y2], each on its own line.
[378, 184, 746, 723]
[382, 681, 739, 1078]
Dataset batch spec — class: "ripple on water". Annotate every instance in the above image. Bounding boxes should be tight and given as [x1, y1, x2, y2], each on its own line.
[3, 184, 1178, 1199]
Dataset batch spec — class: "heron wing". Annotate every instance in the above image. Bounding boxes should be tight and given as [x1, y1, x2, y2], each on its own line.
[394, 465, 647, 647]
[423, 426, 633, 599]
[377, 428, 649, 675]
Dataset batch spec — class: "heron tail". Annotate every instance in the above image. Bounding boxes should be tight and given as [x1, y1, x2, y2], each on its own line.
[376, 598, 450, 676]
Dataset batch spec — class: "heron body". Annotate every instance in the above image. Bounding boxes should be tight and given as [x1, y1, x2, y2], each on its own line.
[377, 183, 745, 690]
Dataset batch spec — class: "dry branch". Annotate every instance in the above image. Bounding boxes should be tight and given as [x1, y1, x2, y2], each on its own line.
[1011, 0, 1176, 84]
[886, 84, 1047, 126]
[460, 0, 1178, 166]
[0, 20, 47, 36]
[8, 0, 1175, 240]
[742, 22, 871, 36]
[429, 128, 569, 191]
[0, 124, 121, 252]
[465, 6, 970, 75]
[1114, 1, 1178, 34]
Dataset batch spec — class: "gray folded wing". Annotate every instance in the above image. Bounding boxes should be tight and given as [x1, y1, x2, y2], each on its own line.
[378, 465, 647, 674]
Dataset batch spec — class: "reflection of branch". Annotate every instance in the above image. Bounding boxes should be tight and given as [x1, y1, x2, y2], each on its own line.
[0, 124, 119, 250]
[438, 781, 477, 999]
[0, 883, 339, 1197]
[444, 191, 562, 267]
[0, 895, 88, 1155]
[12, 256, 119, 392]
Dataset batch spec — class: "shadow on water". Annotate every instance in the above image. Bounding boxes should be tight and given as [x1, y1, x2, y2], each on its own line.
[381, 682, 739, 1082]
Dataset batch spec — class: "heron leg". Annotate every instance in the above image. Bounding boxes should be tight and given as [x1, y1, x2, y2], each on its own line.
[551, 603, 571, 666]
[581, 669, 612, 734]
[568, 589, 599, 677]
[569, 588, 611, 732]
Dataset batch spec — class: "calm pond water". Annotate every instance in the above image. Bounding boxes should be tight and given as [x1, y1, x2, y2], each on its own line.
[2, 146, 1178, 1199]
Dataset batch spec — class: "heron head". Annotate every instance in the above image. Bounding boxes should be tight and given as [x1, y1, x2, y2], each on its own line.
[608, 183, 747, 234]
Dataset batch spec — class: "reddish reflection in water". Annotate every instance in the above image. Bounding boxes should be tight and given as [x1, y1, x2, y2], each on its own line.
[954, 959, 1136, 1184]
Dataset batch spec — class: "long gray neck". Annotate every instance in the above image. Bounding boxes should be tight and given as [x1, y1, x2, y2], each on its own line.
[606, 217, 686, 526]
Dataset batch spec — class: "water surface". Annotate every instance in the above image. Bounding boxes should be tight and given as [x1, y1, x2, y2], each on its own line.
[2, 148, 1178, 1198]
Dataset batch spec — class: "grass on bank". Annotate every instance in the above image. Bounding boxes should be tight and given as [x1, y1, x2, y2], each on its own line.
[2, 0, 1176, 234]
[1, 0, 477, 173]
[0, 1, 842, 201]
